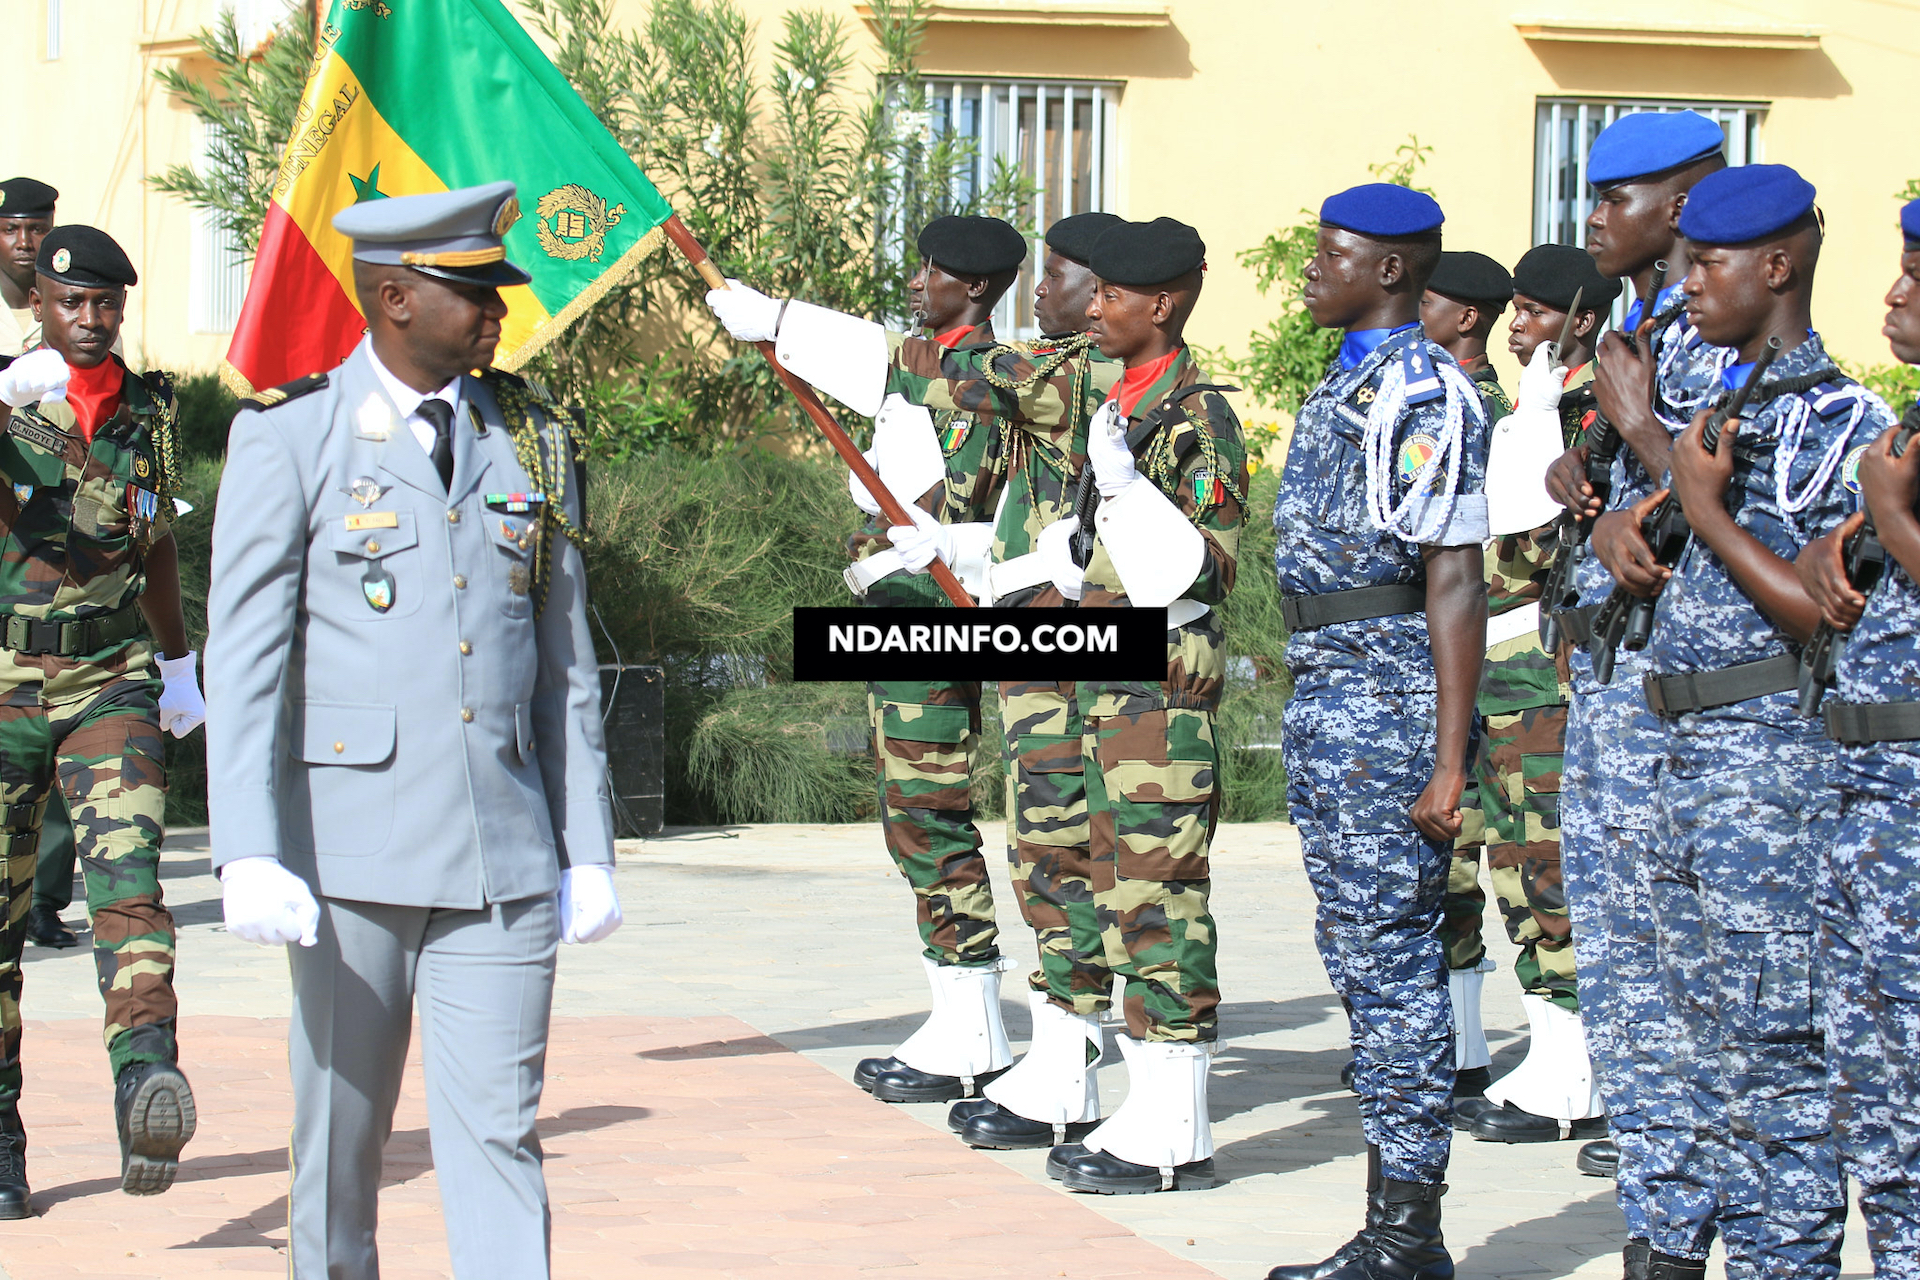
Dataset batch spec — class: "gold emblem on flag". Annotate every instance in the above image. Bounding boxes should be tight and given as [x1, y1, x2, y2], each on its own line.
[536, 184, 627, 264]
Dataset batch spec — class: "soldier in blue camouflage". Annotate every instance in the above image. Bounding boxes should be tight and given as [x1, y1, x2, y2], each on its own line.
[1540, 111, 1727, 1277]
[1264, 185, 1490, 1280]
[1598, 164, 1886, 1280]
[1793, 198, 1920, 1280]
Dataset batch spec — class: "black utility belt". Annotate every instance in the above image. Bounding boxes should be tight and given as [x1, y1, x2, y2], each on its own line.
[1549, 604, 1596, 648]
[1824, 699, 1920, 745]
[1281, 583, 1424, 633]
[1641, 654, 1799, 718]
[0, 604, 145, 657]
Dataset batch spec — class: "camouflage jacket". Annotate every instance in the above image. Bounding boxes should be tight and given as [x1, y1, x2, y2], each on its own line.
[0, 356, 176, 690]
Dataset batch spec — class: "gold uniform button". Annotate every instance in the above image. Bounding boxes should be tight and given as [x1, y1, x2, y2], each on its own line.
[447, 510, 461, 524]
[365, 539, 381, 554]
[453, 575, 467, 589]
[460, 707, 475, 723]
[459, 641, 472, 656]
[333, 741, 345, 754]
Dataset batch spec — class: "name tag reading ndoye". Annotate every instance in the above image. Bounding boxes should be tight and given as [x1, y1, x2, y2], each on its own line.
[345, 512, 400, 531]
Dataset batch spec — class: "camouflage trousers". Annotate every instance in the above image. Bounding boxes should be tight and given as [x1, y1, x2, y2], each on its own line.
[869, 680, 999, 967]
[1651, 714, 1844, 1278]
[1443, 704, 1577, 1011]
[1283, 689, 1452, 1185]
[1820, 784, 1920, 1279]
[0, 676, 177, 1109]
[999, 681, 1107, 1013]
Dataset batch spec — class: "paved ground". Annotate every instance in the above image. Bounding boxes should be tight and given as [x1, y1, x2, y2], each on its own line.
[0, 822, 1875, 1278]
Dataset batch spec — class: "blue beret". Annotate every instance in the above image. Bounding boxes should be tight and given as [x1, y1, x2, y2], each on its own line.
[1319, 184, 1443, 238]
[1903, 199, 1920, 249]
[1586, 110, 1725, 188]
[1677, 164, 1817, 246]
[333, 180, 531, 287]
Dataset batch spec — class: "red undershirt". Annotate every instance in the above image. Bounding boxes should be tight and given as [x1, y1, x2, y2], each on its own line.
[934, 323, 978, 349]
[63, 357, 124, 443]
[1111, 349, 1181, 419]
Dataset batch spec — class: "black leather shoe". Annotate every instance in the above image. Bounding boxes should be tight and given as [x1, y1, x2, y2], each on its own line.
[1324, 1179, 1452, 1280]
[959, 1102, 1098, 1150]
[1045, 1142, 1084, 1180]
[24, 906, 77, 949]
[1576, 1138, 1619, 1178]
[1623, 1239, 1652, 1280]
[1645, 1251, 1706, 1280]
[854, 1055, 904, 1093]
[1453, 1066, 1489, 1098]
[0, 1108, 27, 1220]
[115, 1062, 196, 1196]
[1266, 1146, 1383, 1280]
[1340, 1059, 1358, 1094]
[1449, 1096, 1498, 1131]
[947, 1096, 999, 1133]
[1471, 1103, 1607, 1144]
[1057, 1147, 1217, 1194]
[869, 1063, 1004, 1104]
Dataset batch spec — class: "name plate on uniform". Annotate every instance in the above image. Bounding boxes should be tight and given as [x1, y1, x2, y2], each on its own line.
[344, 512, 400, 531]
[8, 415, 70, 457]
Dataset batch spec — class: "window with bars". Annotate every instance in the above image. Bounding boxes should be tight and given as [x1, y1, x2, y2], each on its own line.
[914, 77, 1121, 338]
[45, 0, 61, 59]
[190, 126, 247, 334]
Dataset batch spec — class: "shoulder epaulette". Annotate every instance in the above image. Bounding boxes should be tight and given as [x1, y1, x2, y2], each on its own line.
[241, 372, 329, 411]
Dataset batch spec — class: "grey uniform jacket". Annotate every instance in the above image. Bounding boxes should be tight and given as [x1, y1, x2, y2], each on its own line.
[204, 340, 613, 908]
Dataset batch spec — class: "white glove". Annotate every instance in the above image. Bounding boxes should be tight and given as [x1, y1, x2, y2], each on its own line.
[1037, 517, 1085, 601]
[849, 449, 883, 515]
[705, 280, 783, 343]
[1086, 402, 1137, 499]
[1516, 340, 1566, 414]
[220, 856, 320, 948]
[886, 504, 953, 574]
[559, 864, 623, 945]
[0, 349, 69, 408]
[156, 651, 206, 738]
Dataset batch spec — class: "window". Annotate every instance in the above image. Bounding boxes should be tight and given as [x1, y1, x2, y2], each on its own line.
[914, 77, 1121, 338]
[190, 126, 247, 334]
[45, 0, 60, 60]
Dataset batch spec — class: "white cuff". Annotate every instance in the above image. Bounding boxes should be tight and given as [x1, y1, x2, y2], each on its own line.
[1485, 406, 1568, 536]
[775, 302, 889, 418]
[1094, 478, 1206, 607]
[946, 522, 995, 601]
[871, 394, 946, 509]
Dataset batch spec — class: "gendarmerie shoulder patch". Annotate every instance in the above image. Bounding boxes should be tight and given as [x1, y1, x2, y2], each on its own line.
[240, 372, 329, 411]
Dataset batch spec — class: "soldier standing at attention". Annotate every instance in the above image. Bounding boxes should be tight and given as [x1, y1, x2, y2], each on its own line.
[1459, 246, 1620, 1147]
[1416, 248, 1512, 1107]
[1540, 111, 1725, 1270]
[0, 226, 207, 1217]
[1797, 196, 1920, 1280]
[1598, 164, 1882, 1279]
[205, 184, 623, 1279]
[1265, 184, 1490, 1280]
[0, 178, 87, 952]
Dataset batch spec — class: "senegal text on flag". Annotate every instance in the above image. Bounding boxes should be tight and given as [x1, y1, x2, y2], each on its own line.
[224, 0, 675, 394]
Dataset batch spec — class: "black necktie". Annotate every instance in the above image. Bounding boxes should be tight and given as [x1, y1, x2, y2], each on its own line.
[418, 399, 455, 491]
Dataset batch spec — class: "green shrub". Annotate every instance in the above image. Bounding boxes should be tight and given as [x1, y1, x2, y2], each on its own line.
[1215, 464, 1291, 821]
[170, 373, 239, 461]
[162, 456, 221, 825]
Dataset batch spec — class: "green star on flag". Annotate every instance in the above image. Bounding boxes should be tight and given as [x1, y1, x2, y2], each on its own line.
[349, 164, 388, 202]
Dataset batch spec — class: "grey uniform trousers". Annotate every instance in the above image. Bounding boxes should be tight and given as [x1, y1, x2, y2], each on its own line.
[289, 893, 560, 1280]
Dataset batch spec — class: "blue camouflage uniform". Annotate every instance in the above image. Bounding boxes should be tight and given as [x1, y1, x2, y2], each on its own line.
[1559, 283, 1723, 1249]
[1276, 322, 1490, 1185]
[1644, 331, 1885, 1276]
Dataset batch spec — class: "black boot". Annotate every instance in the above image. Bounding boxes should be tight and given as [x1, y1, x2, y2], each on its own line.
[1576, 1137, 1619, 1178]
[0, 1108, 27, 1220]
[1045, 1142, 1085, 1181]
[1622, 1239, 1652, 1280]
[1056, 1147, 1217, 1194]
[1470, 1103, 1608, 1144]
[947, 1096, 999, 1133]
[115, 1061, 197, 1196]
[1448, 1067, 1497, 1129]
[1323, 1179, 1451, 1280]
[1340, 1059, 1358, 1094]
[23, 905, 77, 949]
[959, 1101, 1098, 1150]
[1266, 1145, 1384, 1280]
[869, 1062, 1004, 1104]
[854, 1055, 905, 1093]
[1644, 1251, 1706, 1280]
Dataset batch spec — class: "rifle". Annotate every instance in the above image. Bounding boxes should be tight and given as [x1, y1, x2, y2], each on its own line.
[1590, 334, 1784, 683]
[1796, 400, 1920, 715]
[1539, 266, 1661, 650]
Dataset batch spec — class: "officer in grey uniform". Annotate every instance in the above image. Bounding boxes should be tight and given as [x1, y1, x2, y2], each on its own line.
[204, 183, 624, 1280]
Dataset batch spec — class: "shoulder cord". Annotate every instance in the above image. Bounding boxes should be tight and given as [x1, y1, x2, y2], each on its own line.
[1140, 398, 1248, 519]
[1362, 359, 1471, 540]
[987, 336, 1094, 488]
[1740, 366, 1856, 516]
[144, 372, 182, 503]
[493, 379, 588, 614]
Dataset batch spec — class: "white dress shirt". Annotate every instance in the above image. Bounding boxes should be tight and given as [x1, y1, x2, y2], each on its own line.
[365, 343, 462, 456]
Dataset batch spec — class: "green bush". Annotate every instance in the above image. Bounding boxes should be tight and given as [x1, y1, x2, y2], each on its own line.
[170, 372, 239, 461]
[161, 456, 221, 825]
[1215, 464, 1291, 821]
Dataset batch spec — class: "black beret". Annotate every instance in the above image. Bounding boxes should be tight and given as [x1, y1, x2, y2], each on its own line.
[1045, 211, 1123, 265]
[1510, 244, 1622, 314]
[917, 215, 1028, 276]
[1427, 251, 1513, 305]
[0, 178, 57, 219]
[1090, 217, 1206, 287]
[37, 225, 137, 288]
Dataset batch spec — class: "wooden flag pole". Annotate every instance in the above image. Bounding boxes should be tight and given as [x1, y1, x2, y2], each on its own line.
[660, 215, 977, 609]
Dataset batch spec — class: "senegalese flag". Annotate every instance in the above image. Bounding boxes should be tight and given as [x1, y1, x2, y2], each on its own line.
[224, 0, 675, 393]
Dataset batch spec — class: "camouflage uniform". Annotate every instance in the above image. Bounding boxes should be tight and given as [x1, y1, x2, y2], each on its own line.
[1642, 333, 1883, 1276]
[0, 359, 182, 1111]
[1824, 531, 1920, 1278]
[858, 323, 1005, 969]
[1557, 289, 1719, 1247]
[1442, 362, 1584, 1011]
[1275, 325, 1491, 1184]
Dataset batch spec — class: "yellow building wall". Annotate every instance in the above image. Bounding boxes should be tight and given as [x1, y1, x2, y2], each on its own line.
[7, 0, 1918, 393]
